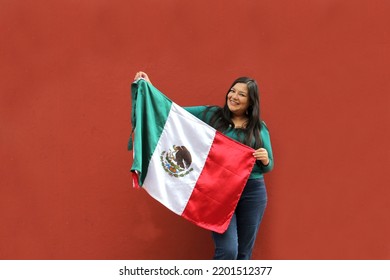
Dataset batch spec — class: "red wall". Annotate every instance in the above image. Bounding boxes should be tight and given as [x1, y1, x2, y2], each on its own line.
[1, 0, 389, 259]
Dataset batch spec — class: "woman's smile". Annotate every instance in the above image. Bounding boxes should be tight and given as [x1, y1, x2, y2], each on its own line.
[227, 82, 250, 116]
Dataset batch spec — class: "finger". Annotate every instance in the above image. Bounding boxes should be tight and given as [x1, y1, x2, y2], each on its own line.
[134, 72, 145, 81]
[141, 73, 148, 79]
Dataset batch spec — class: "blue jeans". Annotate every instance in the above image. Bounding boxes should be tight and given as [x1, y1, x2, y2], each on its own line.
[212, 178, 267, 260]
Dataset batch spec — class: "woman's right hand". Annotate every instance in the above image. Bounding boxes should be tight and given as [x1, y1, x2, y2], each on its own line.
[134, 71, 151, 83]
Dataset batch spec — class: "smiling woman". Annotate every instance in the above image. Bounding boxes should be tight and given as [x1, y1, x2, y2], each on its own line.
[227, 83, 250, 128]
[133, 72, 274, 260]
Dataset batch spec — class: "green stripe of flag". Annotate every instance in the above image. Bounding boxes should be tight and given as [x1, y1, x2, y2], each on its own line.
[130, 79, 172, 186]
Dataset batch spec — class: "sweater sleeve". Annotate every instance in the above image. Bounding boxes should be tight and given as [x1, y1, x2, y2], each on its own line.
[183, 106, 208, 119]
[184, 106, 221, 124]
[259, 121, 274, 173]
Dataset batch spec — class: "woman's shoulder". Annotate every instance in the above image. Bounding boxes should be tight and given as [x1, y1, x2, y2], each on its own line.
[260, 120, 271, 134]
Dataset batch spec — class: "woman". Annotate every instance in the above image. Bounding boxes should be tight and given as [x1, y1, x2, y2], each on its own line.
[134, 71, 274, 260]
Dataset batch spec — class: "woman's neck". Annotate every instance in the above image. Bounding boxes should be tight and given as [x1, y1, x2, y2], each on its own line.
[231, 115, 248, 128]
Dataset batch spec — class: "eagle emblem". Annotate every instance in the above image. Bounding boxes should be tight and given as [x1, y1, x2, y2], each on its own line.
[160, 145, 194, 177]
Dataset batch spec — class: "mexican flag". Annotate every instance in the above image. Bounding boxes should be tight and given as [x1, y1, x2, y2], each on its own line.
[129, 79, 256, 233]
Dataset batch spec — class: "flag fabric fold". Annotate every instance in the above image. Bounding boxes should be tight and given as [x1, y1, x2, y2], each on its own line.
[129, 79, 256, 233]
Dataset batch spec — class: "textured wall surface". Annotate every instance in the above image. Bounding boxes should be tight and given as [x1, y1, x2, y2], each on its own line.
[1, 0, 389, 259]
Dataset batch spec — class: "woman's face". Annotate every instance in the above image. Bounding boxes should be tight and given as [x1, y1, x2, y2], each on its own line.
[227, 82, 250, 117]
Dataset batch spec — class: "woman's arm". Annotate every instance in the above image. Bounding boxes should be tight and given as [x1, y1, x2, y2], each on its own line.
[253, 122, 274, 173]
[184, 106, 208, 119]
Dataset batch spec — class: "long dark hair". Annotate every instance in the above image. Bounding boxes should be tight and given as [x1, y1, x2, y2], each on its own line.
[204, 77, 263, 149]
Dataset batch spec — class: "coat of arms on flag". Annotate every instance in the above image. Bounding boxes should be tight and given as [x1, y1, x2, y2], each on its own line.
[160, 145, 194, 177]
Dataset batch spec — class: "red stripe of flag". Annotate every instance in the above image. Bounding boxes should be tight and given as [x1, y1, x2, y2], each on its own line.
[181, 132, 256, 233]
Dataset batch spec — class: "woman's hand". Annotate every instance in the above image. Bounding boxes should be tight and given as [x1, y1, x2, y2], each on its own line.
[134, 71, 151, 83]
[253, 148, 270, 166]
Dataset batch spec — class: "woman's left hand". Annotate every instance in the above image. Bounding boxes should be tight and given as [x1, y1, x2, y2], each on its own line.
[253, 148, 270, 166]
